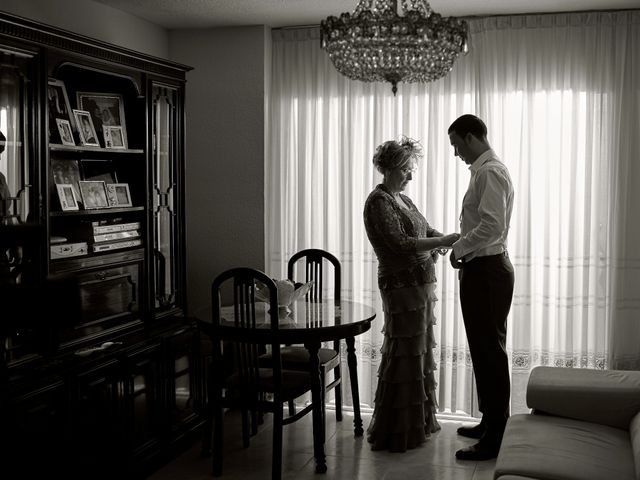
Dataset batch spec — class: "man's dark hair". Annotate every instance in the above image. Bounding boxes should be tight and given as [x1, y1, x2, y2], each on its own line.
[448, 114, 488, 140]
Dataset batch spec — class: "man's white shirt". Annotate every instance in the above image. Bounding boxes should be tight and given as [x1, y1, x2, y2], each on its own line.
[453, 148, 514, 263]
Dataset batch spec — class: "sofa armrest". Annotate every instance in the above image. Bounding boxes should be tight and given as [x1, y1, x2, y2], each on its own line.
[526, 366, 640, 429]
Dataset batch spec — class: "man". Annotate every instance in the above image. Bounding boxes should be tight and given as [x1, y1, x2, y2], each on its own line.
[448, 114, 515, 461]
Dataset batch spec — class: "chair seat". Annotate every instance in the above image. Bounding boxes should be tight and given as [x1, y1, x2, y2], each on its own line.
[260, 346, 339, 370]
[227, 368, 312, 400]
[282, 346, 340, 368]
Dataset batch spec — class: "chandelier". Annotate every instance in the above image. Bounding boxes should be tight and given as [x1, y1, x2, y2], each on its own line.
[320, 0, 469, 95]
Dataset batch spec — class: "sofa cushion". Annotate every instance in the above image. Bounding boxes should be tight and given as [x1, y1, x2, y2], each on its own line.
[495, 414, 635, 480]
[631, 411, 640, 480]
[526, 367, 640, 430]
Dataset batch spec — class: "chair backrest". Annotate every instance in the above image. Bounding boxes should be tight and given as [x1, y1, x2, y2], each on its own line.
[287, 249, 341, 303]
[210, 267, 282, 402]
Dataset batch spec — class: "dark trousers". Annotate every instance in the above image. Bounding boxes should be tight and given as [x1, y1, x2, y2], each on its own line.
[460, 252, 514, 444]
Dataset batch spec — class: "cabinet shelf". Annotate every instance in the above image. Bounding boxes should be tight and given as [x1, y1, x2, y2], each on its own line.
[50, 144, 144, 154]
[50, 246, 145, 266]
[50, 206, 144, 216]
[50, 247, 145, 271]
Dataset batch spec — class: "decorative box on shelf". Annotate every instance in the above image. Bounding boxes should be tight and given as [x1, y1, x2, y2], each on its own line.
[50, 241, 89, 259]
[72, 218, 143, 253]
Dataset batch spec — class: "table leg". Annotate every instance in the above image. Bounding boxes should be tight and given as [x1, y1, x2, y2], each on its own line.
[345, 336, 364, 436]
[306, 341, 327, 473]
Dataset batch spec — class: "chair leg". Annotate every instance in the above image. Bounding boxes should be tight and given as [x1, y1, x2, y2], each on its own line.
[241, 408, 250, 448]
[333, 365, 343, 422]
[288, 399, 296, 416]
[201, 400, 213, 456]
[251, 409, 259, 436]
[257, 393, 265, 426]
[272, 405, 284, 480]
[320, 371, 327, 433]
[212, 403, 224, 476]
[202, 364, 214, 456]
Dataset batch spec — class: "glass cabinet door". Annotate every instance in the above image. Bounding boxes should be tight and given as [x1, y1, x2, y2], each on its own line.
[150, 84, 182, 315]
[1, 45, 40, 364]
[0, 47, 36, 229]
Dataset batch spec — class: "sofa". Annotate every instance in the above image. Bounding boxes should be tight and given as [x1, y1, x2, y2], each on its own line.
[494, 366, 640, 480]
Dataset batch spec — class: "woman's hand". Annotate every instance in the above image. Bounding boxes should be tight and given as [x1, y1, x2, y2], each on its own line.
[415, 232, 459, 253]
[440, 233, 460, 247]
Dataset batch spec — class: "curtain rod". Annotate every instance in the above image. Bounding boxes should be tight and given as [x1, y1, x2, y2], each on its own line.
[273, 8, 639, 31]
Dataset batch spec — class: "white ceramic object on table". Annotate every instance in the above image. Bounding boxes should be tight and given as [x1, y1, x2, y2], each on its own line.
[255, 279, 314, 317]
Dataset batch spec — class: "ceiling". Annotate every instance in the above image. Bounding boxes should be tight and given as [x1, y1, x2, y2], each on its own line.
[92, 0, 639, 29]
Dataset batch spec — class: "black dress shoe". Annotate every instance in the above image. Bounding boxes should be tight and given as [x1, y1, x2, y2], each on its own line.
[455, 442, 500, 461]
[456, 423, 486, 439]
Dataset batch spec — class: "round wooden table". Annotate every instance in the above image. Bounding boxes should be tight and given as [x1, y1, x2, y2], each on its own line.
[196, 298, 375, 473]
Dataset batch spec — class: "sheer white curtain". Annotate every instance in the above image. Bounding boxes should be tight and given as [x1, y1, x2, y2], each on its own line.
[266, 11, 640, 416]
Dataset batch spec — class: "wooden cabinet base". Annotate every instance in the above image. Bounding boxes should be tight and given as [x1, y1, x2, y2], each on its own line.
[3, 318, 205, 478]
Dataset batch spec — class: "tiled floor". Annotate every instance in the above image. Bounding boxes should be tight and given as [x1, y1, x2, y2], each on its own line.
[150, 409, 496, 480]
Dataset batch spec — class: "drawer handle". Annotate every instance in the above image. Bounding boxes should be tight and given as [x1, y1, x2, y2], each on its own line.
[95, 271, 107, 280]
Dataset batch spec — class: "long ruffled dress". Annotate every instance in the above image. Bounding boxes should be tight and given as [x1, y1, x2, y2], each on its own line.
[363, 184, 441, 452]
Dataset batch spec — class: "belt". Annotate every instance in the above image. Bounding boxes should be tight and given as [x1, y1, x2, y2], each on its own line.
[461, 251, 508, 265]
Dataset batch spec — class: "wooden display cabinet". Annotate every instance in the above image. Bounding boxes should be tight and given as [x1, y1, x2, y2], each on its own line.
[0, 12, 202, 477]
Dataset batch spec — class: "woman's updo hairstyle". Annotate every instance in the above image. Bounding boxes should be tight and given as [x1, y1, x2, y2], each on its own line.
[372, 136, 422, 175]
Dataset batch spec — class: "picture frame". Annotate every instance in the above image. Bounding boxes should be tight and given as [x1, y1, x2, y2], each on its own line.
[79, 180, 109, 209]
[56, 184, 79, 211]
[48, 78, 76, 144]
[73, 109, 100, 147]
[51, 158, 82, 203]
[80, 159, 118, 184]
[76, 92, 128, 149]
[55, 118, 75, 146]
[105, 183, 132, 207]
[103, 125, 126, 149]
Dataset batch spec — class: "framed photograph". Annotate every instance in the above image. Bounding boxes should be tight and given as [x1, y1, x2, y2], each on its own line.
[48, 78, 76, 142]
[104, 125, 126, 149]
[73, 110, 100, 147]
[80, 159, 118, 184]
[105, 183, 132, 207]
[79, 180, 109, 209]
[76, 92, 127, 148]
[55, 118, 75, 146]
[51, 158, 82, 203]
[56, 184, 79, 211]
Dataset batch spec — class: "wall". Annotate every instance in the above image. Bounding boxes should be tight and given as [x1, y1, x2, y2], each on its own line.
[0, 0, 169, 58]
[169, 26, 268, 314]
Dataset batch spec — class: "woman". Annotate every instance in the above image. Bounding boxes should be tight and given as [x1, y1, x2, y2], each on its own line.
[363, 137, 459, 452]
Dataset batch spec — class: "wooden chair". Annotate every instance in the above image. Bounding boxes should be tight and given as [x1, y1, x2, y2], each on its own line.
[282, 249, 344, 421]
[200, 267, 320, 479]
